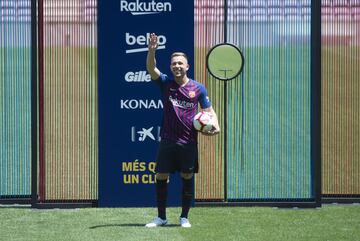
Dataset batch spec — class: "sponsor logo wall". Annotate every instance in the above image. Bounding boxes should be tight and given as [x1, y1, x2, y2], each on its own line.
[98, 0, 194, 207]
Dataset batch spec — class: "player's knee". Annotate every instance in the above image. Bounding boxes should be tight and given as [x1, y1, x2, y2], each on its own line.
[156, 173, 169, 180]
[181, 172, 194, 179]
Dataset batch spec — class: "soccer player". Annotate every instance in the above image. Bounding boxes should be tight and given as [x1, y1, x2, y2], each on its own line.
[145, 33, 220, 228]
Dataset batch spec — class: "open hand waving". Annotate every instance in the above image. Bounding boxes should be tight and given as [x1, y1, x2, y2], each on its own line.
[148, 33, 158, 50]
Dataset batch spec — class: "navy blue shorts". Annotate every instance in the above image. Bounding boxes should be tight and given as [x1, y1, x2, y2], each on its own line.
[155, 139, 199, 174]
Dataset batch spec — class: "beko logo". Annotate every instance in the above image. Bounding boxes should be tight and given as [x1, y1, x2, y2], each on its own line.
[120, 99, 163, 109]
[125, 71, 151, 82]
[125, 32, 166, 54]
[120, 0, 172, 15]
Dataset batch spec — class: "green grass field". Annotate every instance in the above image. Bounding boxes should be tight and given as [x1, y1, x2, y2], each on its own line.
[1, 204, 360, 241]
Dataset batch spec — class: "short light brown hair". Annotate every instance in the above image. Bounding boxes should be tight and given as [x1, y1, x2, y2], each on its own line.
[171, 52, 188, 61]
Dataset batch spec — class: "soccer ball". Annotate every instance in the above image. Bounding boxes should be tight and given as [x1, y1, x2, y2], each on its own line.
[193, 111, 214, 132]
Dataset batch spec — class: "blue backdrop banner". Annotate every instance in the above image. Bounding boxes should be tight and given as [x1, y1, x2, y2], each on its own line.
[98, 0, 194, 207]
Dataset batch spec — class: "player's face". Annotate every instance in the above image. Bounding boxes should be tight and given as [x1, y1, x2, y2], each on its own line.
[170, 56, 189, 78]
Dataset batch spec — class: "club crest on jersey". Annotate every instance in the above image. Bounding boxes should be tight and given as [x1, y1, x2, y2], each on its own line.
[189, 91, 196, 98]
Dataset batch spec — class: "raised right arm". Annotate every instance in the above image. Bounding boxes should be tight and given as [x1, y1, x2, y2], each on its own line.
[146, 33, 161, 80]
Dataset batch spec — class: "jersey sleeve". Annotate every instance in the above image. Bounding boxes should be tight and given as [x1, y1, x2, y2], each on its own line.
[152, 73, 170, 87]
[198, 84, 211, 109]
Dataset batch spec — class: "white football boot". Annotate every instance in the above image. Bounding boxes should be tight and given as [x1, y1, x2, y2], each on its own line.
[145, 217, 168, 228]
[180, 217, 191, 228]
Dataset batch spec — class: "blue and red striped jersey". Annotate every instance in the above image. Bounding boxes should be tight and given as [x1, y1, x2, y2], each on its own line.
[153, 73, 211, 144]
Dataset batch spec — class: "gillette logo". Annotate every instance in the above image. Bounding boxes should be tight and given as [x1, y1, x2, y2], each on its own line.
[120, 0, 172, 16]
[125, 71, 151, 82]
[125, 32, 166, 54]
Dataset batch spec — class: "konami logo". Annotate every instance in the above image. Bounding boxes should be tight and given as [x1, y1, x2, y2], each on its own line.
[120, 0, 172, 16]
[120, 99, 163, 109]
[125, 32, 166, 54]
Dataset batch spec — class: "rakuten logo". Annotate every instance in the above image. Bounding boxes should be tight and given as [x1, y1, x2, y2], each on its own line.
[125, 32, 166, 54]
[125, 71, 151, 82]
[120, 99, 163, 109]
[120, 0, 172, 16]
[169, 96, 195, 109]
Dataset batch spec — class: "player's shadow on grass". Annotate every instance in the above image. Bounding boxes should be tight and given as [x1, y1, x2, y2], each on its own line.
[89, 224, 179, 229]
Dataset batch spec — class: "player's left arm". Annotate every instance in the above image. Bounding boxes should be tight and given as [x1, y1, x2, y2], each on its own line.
[202, 107, 220, 135]
[198, 84, 220, 135]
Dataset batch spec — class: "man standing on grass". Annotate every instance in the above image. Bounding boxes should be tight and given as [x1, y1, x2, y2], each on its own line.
[145, 33, 220, 228]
